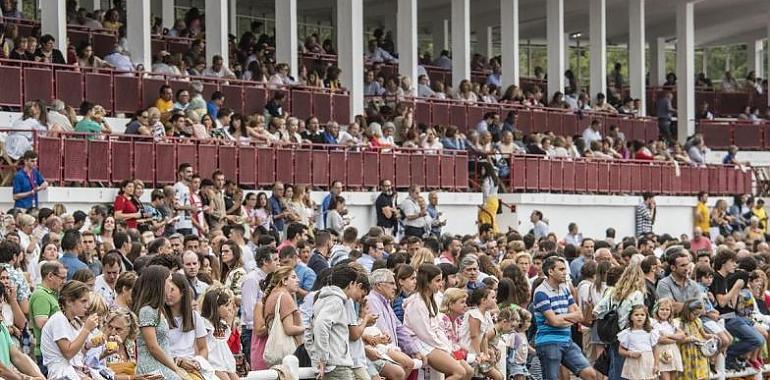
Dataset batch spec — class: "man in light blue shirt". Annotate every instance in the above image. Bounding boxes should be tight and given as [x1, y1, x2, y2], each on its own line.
[356, 237, 384, 274]
[531, 210, 549, 240]
[279, 246, 315, 299]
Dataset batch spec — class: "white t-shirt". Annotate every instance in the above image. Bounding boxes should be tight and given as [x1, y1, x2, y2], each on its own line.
[94, 274, 116, 306]
[41, 311, 86, 372]
[346, 298, 366, 368]
[168, 311, 208, 358]
[617, 328, 659, 353]
[174, 181, 194, 230]
[240, 244, 256, 272]
[460, 308, 494, 353]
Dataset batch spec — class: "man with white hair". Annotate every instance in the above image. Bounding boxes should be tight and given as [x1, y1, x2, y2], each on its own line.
[104, 44, 135, 72]
[365, 269, 420, 368]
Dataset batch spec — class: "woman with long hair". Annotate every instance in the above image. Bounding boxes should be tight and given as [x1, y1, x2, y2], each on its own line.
[286, 184, 313, 227]
[114, 271, 138, 310]
[219, 241, 246, 305]
[595, 265, 647, 380]
[404, 264, 473, 380]
[132, 265, 185, 379]
[114, 179, 144, 230]
[166, 273, 217, 380]
[40, 280, 100, 379]
[99, 216, 116, 250]
[250, 266, 304, 370]
[252, 192, 273, 233]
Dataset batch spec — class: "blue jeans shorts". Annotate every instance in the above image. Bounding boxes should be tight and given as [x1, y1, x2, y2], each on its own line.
[536, 342, 590, 380]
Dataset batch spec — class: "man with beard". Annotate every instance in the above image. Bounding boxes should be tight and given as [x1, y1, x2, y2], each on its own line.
[655, 247, 703, 313]
[375, 179, 399, 236]
[641, 255, 661, 314]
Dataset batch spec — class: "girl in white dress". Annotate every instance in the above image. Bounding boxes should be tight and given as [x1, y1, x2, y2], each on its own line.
[652, 298, 684, 380]
[618, 304, 660, 380]
[201, 286, 238, 380]
[460, 287, 502, 380]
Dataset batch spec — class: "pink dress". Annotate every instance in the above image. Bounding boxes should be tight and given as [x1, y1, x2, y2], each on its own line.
[250, 332, 268, 370]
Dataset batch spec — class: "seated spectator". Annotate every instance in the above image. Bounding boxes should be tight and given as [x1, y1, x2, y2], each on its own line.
[696, 102, 715, 121]
[34, 34, 66, 64]
[381, 122, 396, 146]
[202, 55, 236, 79]
[1, 0, 23, 18]
[618, 97, 637, 116]
[687, 136, 707, 166]
[246, 115, 277, 146]
[305, 70, 324, 88]
[76, 42, 113, 69]
[192, 113, 214, 140]
[324, 66, 342, 90]
[47, 100, 76, 133]
[441, 125, 466, 151]
[269, 63, 296, 86]
[301, 117, 325, 144]
[75, 102, 112, 137]
[242, 61, 269, 83]
[124, 109, 149, 135]
[173, 89, 191, 113]
[155, 85, 175, 117]
[104, 44, 135, 72]
[417, 75, 435, 98]
[136, 107, 165, 141]
[720, 71, 739, 92]
[265, 92, 286, 118]
[421, 128, 443, 154]
[497, 130, 523, 155]
[434, 49, 452, 69]
[547, 91, 567, 109]
[304, 34, 324, 53]
[6, 101, 48, 159]
[70, 7, 102, 28]
[592, 93, 617, 113]
[207, 91, 225, 118]
[323, 122, 341, 145]
[365, 39, 397, 64]
[479, 83, 497, 104]
[432, 80, 448, 99]
[9, 36, 32, 60]
[455, 80, 478, 104]
[364, 70, 384, 96]
[581, 119, 602, 145]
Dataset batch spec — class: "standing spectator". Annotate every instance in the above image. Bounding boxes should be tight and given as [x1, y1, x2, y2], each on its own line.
[173, 164, 196, 236]
[581, 120, 603, 145]
[694, 192, 710, 235]
[655, 92, 676, 141]
[113, 180, 142, 230]
[375, 180, 399, 236]
[530, 210, 549, 240]
[325, 196, 349, 235]
[307, 231, 334, 275]
[401, 185, 429, 238]
[569, 239, 595, 284]
[563, 223, 583, 246]
[278, 246, 315, 298]
[655, 247, 702, 312]
[182, 250, 208, 298]
[34, 34, 66, 64]
[269, 182, 289, 239]
[319, 180, 343, 230]
[12, 150, 48, 210]
[426, 191, 444, 237]
[240, 246, 276, 364]
[533, 257, 595, 380]
[635, 193, 656, 237]
[253, 266, 304, 369]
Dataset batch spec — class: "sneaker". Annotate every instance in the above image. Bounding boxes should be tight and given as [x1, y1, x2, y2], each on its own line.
[726, 360, 744, 372]
[749, 359, 762, 370]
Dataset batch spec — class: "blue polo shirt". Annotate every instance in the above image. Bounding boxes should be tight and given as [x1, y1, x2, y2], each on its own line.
[59, 252, 88, 280]
[533, 280, 575, 345]
[12, 168, 44, 209]
[269, 195, 285, 232]
[294, 263, 316, 292]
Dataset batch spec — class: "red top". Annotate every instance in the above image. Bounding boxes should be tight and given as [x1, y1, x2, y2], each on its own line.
[113, 194, 139, 229]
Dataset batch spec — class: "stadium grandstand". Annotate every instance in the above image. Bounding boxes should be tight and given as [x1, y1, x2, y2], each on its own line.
[0, 0, 769, 379]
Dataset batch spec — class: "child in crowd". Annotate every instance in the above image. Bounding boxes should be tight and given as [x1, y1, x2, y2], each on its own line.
[617, 304, 659, 380]
[461, 287, 502, 380]
[200, 286, 239, 380]
[507, 308, 533, 380]
[651, 298, 684, 380]
[694, 263, 733, 354]
[676, 300, 714, 380]
[491, 307, 515, 377]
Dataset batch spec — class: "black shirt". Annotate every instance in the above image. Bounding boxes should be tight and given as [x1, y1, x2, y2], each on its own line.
[34, 48, 67, 64]
[645, 278, 657, 314]
[375, 192, 398, 229]
[710, 271, 736, 315]
[307, 250, 329, 275]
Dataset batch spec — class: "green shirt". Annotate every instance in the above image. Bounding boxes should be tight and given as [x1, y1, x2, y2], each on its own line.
[0, 324, 11, 367]
[29, 285, 59, 356]
[74, 118, 101, 139]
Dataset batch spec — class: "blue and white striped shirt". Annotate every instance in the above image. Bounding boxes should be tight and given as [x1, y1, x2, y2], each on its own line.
[533, 281, 574, 345]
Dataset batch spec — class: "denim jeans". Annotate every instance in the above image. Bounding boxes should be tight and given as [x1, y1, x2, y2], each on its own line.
[240, 328, 252, 367]
[536, 342, 590, 380]
[608, 341, 626, 380]
[725, 316, 765, 362]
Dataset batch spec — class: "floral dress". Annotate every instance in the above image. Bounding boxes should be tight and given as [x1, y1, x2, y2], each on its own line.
[675, 318, 709, 380]
[136, 306, 181, 380]
[224, 267, 247, 298]
[438, 312, 465, 359]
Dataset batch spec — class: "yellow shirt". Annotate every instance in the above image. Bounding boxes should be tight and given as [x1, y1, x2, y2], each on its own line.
[154, 98, 174, 114]
[753, 206, 768, 232]
[695, 202, 710, 232]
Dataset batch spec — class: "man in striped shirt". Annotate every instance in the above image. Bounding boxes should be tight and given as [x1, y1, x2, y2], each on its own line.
[635, 193, 656, 237]
[533, 256, 595, 380]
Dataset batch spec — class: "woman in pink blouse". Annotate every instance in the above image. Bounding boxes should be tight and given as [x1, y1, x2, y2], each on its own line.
[438, 288, 469, 360]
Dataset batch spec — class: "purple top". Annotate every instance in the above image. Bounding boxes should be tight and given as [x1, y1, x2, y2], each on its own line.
[366, 290, 419, 356]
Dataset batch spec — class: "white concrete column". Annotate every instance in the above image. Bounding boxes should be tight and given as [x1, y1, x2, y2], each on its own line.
[676, 1, 695, 143]
[229, 0, 238, 35]
[337, 0, 364, 119]
[40, 0, 66, 53]
[629, 0, 646, 116]
[451, 0, 471, 88]
[82, 0, 100, 11]
[589, 0, 606, 100]
[161, 0, 175, 30]
[126, 0, 151, 71]
[747, 40, 764, 78]
[275, 0, 298, 80]
[649, 37, 666, 87]
[702, 47, 709, 77]
[500, 0, 520, 87]
[476, 25, 494, 58]
[564, 33, 571, 70]
[397, 0, 418, 96]
[431, 19, 450, 61]
[205, 0, 229, 69]
[546, 0, 565, 97]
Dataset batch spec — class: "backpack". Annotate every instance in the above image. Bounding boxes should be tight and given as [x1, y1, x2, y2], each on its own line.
[596, 292, 623, 344]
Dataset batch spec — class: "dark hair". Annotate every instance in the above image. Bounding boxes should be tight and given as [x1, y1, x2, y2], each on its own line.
[467, 287, 491, 307]
[147, 238, 168, 255]
[416, 264, 442, 317]
[438, 263, 459, 284]
[327, 266, 360, 289]
[200, 286, 233, 336]
[626, 304, 652, 331]
[694, 263, 714, 280]
[541, 256, 564, 278]
[386, 251, 409, 268]
[116, 271, 138, 295]
[168, 272, 195, 332]
[640, 255, 658, 275]
[279, 245, 297, 261]
[0, 241, 20, 264]
[255, 246, 276, 268]
[286, 223, 306, 240]
[40, 261, 62, 279]
[132, 266, 173, 327]
[61, 229, 82, 251]
[72, 268, 95, 284]
[102, 251, 123, 268]
[113, 231, 130, 251]
[713, 248, 736, 271]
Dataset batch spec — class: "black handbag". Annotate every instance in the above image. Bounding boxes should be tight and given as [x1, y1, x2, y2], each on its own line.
[596, 298, 622, 344]
[594, 349, 610, 376]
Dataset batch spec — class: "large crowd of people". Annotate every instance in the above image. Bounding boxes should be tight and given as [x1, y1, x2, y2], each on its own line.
[1, 144, 770, 380]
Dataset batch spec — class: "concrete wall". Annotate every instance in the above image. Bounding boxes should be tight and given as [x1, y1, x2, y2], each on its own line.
[2, 187, 740, 241]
